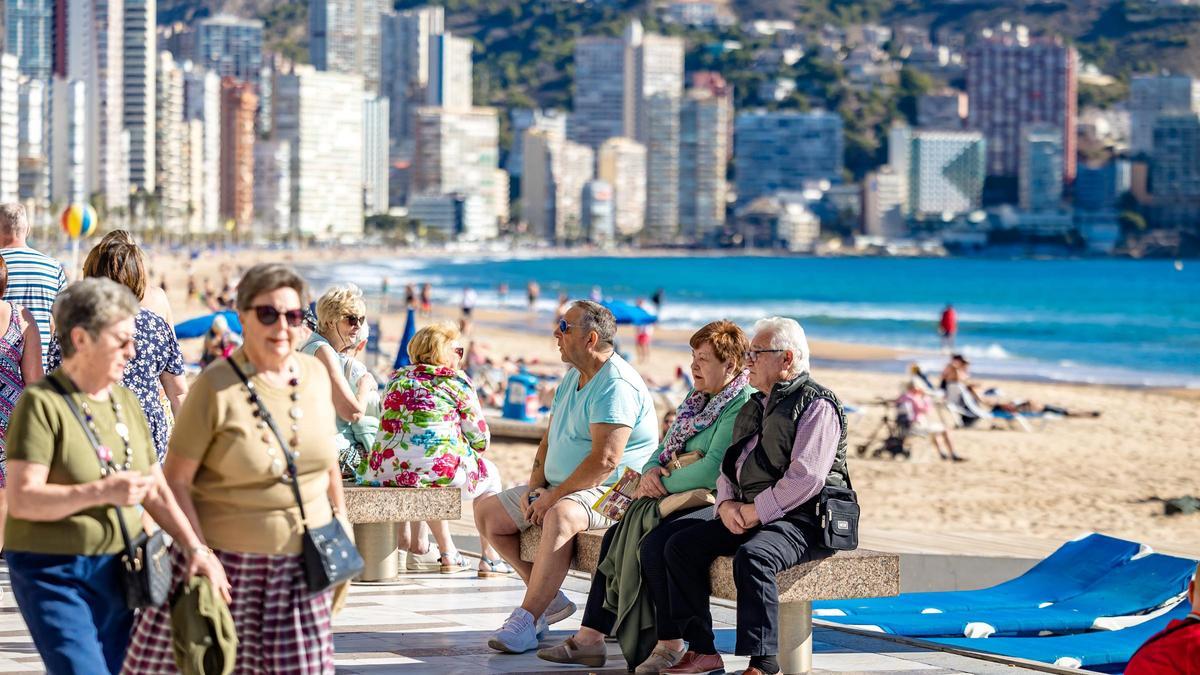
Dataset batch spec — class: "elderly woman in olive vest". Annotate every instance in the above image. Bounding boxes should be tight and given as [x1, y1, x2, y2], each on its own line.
[659, 317, 850, 675]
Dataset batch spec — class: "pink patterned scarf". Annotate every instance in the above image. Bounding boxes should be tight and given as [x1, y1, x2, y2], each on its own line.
[657, 371, 749, 465]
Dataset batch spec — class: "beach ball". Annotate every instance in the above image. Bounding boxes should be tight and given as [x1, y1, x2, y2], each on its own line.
[60, 203, 98, 239]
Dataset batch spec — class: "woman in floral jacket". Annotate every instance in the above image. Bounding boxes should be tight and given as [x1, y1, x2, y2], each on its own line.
[356, 322, 510, 576]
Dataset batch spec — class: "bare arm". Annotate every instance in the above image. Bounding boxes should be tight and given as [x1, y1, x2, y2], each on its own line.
[142, 463, 205, 550]
[160, 372, 188, 417]
[158, 453, 232, 601]
[527, 417, 551, 489]
[548, 423, 630, 498]
[313, 343, 365, 423]
[327, 465, 348, 514]
[162, 454, 207, 544]
[18, 308, 42, 383]
[6, 459, 152, 521]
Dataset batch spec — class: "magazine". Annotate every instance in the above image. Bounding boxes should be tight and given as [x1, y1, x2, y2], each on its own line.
[591, 467, 642, 521]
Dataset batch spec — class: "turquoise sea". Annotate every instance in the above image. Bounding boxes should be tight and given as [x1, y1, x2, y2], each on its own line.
[306, 254, 1200, 388]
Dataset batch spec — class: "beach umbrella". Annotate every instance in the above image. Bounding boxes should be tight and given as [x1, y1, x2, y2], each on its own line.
[601, 300, 658, 326]
[393, 307, 416, 370]
[174, 310, 242, 340]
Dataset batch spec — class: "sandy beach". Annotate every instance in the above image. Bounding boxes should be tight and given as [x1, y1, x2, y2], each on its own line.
[148, 246, 1200, 558]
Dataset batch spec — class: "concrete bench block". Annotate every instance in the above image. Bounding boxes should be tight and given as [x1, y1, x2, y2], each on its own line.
[344, 486, 461, 524]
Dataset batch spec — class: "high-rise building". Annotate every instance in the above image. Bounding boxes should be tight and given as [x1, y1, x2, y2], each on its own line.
[597, 137, 646, 239]
[57, 0, 127, 208]
[0, 55, 20, 203]
[965, 24, 1077, 183]
[182, 62, 220, 233]
[17, 77, 49, 207]
[1020, 125, 1064, 211]
[154, 51, 187, 232]
[274, 67, 364, 237]
[734, 110, 844, 203]
[379, 6, 444, 156]
[521, 129, 594, 243]
[253, 139, 290, 235]
[123, 0, 155, 194]
[1074, 159, 1130, 212]
[507, 108, 567, 178]
[916, 89, 967, 129]
[690, 71, 734, 157]
[570, 36, 626, 149]
[1149, 113, 1200, 228]
[426, 33, 471, 109]
[309, 0, 382, 92]
[630, 26, 684, 239]
[888, 125, 986, 219]
[219, 77, 256, 232]
[493, 168, 509, 227]
[362, 94, 389, 214]
[412, 106, 499, 238]
[6, 0, 54, 80]
[48, 76, 86, 203]
[195, 15, 264, 87]
[1129, 74, 1200, 156]
[582, 180, 615, 245]
[679, 88, 730, 241]
[862, 168, 907, 238]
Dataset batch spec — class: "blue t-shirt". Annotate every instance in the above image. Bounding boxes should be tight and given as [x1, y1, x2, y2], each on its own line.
[543, 353, 659, 487]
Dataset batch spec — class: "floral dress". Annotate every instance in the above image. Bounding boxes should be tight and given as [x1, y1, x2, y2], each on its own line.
[0, 302, 27, 486]
[356, 364, 493, 496]
[47, 308, 184, 461]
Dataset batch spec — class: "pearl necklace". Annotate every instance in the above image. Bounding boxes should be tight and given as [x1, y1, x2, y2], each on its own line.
[240, 361, 303, 479]
[79, 394, 133, 475]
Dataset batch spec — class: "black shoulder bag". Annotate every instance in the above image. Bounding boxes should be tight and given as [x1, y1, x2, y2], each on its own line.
[226, 358, 364, 593]
[816, 475, 860, 551]
[47, 376, 171, 609]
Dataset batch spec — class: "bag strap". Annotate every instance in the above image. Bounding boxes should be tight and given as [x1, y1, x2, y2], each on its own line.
[45, 375, 141, 563]
[225, 356, 310, 531]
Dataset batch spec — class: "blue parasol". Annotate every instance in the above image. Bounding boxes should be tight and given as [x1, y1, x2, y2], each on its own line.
[601, 300, 658, 326]
[174, 310, 242, 339]
[393, 307, 416, 370]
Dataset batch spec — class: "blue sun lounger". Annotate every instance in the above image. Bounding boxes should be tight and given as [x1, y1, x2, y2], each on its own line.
[816, 551, 1196, 637]
[933, 602, 1190, 670]
[813, 533, 1142, 617]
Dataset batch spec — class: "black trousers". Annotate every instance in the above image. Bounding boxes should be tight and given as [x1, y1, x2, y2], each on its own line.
[580, 506, 714, 640]
[665, 516, 827, 656]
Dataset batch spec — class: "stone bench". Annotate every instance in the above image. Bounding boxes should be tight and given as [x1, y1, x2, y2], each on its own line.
[520, 527, 899, 675]
[344, 485, 461, 582]
[485, 414, 549, 441]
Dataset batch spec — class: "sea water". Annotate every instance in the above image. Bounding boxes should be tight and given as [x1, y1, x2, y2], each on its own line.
[305, 254, 1200, 389]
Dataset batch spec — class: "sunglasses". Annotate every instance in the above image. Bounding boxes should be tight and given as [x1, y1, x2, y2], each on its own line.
[558, 319, 573, 334]
[346, 315, 366, 328]
[251, 305, 306, 327]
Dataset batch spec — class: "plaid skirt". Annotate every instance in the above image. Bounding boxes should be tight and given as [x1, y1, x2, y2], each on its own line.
[123, 549, 335, 674]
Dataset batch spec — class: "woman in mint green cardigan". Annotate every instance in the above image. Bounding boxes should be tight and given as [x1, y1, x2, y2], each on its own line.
[538, 321, 752, 673]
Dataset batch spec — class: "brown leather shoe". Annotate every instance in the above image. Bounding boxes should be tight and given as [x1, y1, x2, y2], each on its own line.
[728, 668, 768, 675]
[535, 637, 606, 667]
[662, 650, 725, 674]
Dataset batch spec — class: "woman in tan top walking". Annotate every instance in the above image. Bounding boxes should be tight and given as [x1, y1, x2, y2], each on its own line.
[125, 264, 347, 674]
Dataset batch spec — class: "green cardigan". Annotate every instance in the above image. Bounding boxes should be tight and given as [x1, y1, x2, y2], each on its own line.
[641, 385, 752, 492]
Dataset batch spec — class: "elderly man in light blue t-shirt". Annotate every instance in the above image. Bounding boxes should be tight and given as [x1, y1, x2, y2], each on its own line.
[476, 300, 658, 655]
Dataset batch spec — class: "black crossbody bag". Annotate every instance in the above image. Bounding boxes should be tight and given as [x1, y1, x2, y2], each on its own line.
[816, 475, 860, 551]
[226, 358, 364, 593]
[48, 377, 171, 609]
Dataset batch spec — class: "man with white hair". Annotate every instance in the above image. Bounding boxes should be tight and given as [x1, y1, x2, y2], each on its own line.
[660, 317, 850, 675]
[0, 203, 66, 370]
[1125, 564, 1200, 673]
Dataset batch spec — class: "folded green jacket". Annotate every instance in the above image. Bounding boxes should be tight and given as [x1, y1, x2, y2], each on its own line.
[170, 574, 238, 675]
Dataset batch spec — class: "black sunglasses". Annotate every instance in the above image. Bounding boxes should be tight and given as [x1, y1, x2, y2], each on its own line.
[346, 314, 366, 328]
[251, 305, 306, 327]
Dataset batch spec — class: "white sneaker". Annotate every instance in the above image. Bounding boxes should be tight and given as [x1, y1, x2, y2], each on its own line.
[487, 608, 540, 654]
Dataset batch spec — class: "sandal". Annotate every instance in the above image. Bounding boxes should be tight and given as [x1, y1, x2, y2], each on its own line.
[478, 556, 513, 578]
[440, 552, 469, 574]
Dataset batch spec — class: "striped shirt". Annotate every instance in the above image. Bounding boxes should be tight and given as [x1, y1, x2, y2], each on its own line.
[716, 398, 841, 524]
[0, 247, 67, 370]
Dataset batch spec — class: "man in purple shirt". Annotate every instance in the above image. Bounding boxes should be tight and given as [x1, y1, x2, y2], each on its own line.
[661, 317, 850, 675]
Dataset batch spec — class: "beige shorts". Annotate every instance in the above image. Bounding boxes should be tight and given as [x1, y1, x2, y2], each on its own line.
[496, 484, 615, 532]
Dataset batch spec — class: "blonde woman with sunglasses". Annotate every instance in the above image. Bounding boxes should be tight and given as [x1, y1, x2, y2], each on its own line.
[356, 322, 508, 577]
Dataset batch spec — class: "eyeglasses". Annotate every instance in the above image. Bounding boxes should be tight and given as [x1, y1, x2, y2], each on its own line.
[251, 305, 306, 328]
[745, 349, 787, 363]
[346, 315, 365, 328]
[557, 319, 573, 334]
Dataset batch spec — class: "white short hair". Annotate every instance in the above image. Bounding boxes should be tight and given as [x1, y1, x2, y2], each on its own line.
[753, 316, 810, 375]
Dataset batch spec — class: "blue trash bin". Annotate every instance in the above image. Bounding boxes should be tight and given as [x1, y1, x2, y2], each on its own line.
[502, 373, 539, 422]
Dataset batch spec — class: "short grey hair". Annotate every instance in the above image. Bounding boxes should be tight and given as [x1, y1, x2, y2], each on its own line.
[753, 316, 811, 375]
[0, 203, 28, 238]
[54, 278, 141, 358]
[571, 300, 616, 348]
[236, 263, 309, 311]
